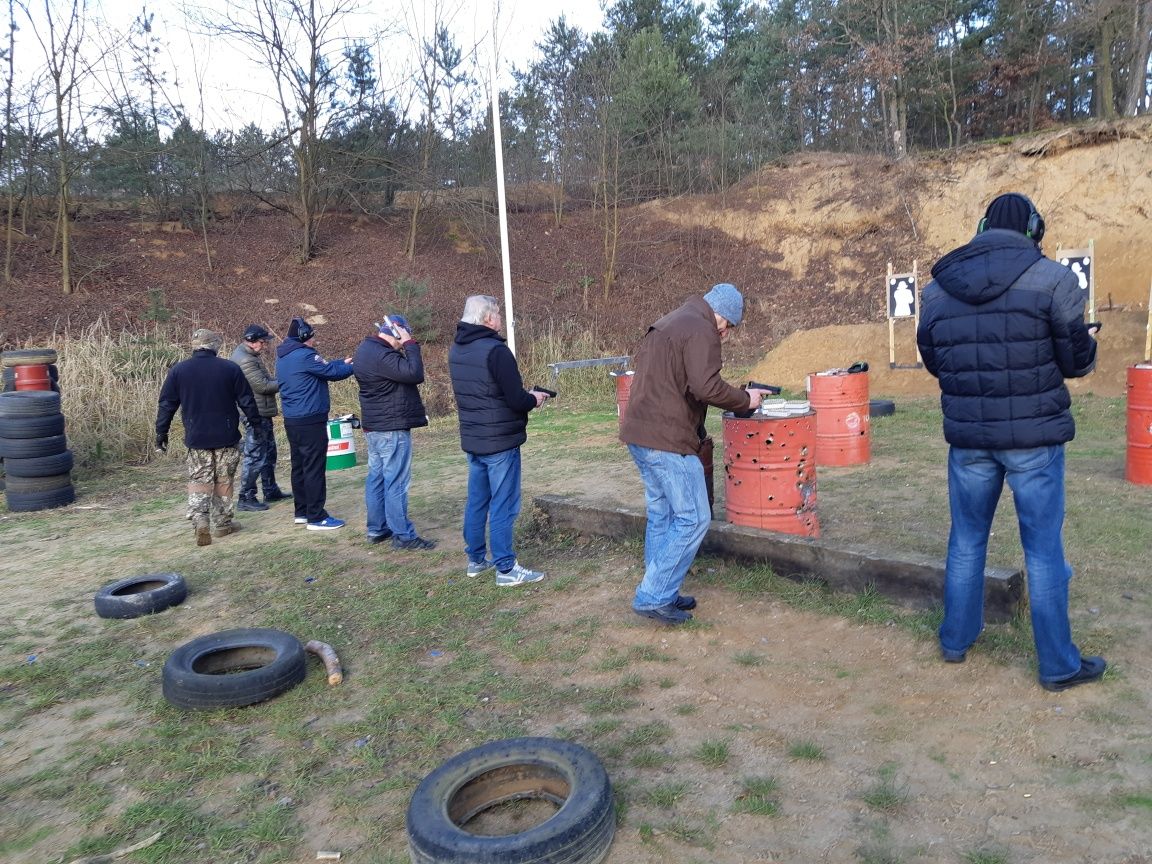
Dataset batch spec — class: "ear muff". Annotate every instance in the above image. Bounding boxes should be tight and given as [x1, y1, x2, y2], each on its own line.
[978, 194, 1045, 242]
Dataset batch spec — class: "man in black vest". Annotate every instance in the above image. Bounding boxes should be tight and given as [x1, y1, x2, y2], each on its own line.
[448, 295, 548, 586]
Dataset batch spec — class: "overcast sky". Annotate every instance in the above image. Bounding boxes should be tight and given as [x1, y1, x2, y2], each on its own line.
[23, 0, 608, 133]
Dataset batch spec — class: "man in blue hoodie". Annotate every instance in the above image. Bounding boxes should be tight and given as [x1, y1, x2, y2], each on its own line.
[448, 295, 549, 586]
[277, 317, 355, 530]
[917, 192, 1104, 692]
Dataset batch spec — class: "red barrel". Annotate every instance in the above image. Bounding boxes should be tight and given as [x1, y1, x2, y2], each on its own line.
[722, 412, 819, 537]
[612, 370, 634, 422]
[807, 370, 870, 465]
[700, 435, 715, 516]
[1126, 365, 1152, 484]
[13, 364, 52, 391]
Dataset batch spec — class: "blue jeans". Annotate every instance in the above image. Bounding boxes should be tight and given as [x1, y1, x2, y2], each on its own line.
[239, 417, 280, 499]
[365, 430, 416, 540]
[464, 448, 522, 572]
[628, 444, 710, 610]
[941, 445, 1083, 683]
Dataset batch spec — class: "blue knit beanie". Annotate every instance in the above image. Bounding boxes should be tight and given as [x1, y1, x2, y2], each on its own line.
[703, 283, 744, 326]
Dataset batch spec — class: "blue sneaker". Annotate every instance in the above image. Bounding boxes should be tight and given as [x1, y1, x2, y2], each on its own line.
[306, 516, 345, 531]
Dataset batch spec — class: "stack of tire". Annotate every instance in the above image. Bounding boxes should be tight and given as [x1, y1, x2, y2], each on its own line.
[0, 389, 74, 513]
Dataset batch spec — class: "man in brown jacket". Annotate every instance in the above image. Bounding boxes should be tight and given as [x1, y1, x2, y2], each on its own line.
[620, 283, 772, 624]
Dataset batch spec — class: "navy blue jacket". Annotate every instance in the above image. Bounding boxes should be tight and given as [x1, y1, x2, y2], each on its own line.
[156, 349, 260, 449]
[448, 322, 537, 455]
[276, 338, 355, 424]
[353, 335, 428, 432]
[916, 229, 1097, 449]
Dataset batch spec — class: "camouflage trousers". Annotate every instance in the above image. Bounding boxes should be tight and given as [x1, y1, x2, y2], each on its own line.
[186, 446, 242, 529]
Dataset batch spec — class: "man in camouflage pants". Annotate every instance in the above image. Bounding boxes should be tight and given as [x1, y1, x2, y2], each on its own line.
[156, 329, 262, 546]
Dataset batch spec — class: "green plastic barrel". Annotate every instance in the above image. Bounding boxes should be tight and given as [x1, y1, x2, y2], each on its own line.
[326, 419, 357, 470]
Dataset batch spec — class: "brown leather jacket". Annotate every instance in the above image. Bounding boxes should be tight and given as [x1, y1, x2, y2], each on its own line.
[620, 297, 750, 455]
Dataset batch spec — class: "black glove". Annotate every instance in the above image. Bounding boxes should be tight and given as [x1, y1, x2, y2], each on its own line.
[155, 433, 168, 453]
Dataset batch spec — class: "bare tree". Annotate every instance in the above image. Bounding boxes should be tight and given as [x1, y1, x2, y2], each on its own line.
[207, 0, 360, 263]
[21, 0, 92, 294]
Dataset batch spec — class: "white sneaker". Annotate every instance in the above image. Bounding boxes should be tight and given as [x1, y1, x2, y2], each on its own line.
[294, 517, 307, 525]
[495, 561, 545, 587]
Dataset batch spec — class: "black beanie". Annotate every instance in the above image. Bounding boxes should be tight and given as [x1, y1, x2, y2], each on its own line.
[983, 193, 1036, 235]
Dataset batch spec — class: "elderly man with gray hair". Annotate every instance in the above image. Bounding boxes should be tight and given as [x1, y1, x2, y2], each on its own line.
[156, 328, 262, 546]
[448, 295, 550, 586]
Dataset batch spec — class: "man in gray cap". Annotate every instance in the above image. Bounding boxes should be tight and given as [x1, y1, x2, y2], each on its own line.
[620, 283, 773, 624]
[156, 328, 262, 546]
[230, 324, 287, 511]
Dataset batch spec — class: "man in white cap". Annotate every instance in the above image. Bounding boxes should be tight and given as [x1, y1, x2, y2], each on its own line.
[620, 283, 773, 624]
[156, 328, 262, 546]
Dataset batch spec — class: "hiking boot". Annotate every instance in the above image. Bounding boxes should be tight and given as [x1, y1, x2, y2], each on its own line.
[393, 535, 437, 550]
[212, 523, 240, 538]
[496, 562, 545, 587]
[366, 530, 394, 545]
[236, 497, 269, 512]
[194, 525, 212, 546]
[1040, 656, 1107, 692]
[263, 489, 289, 503]
[673, 594, 696, 611]
[306, 516, 345, 531]
[467, 558, 494, 577]
[634, 603, 692, 625]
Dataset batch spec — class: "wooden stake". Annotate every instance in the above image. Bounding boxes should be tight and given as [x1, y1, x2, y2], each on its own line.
[1145, 277, 1152, 363]
[887, 262, 896, 367]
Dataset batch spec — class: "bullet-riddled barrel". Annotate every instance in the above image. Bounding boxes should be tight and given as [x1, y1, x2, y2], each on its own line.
[1126, 364, 1152, 485]
[722, 411, 819, 537]
[807, 370, 870, 465]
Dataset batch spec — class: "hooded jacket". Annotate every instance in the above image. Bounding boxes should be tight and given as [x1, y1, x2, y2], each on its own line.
[353, 334, 428, 432]
[448, 321, 537, 455]
[156, 349, 260, 449]
[916, 229, 1097, 450]
[229, 343, 279, 418]
[619, 296, 750, 455]
[275, 338, 354, 424]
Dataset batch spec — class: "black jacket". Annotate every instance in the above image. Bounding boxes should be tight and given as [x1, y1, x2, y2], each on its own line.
[916, 229, 1097, 450]
[156, 350, 261, 449]
[353, 335, 428, 432]
[448, 322, 536, 455]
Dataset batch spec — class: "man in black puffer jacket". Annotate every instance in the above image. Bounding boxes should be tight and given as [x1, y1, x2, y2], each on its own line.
[448, 295, 549, 587]
[917, 192, 1104, 692]
[353, 315, 435, 549]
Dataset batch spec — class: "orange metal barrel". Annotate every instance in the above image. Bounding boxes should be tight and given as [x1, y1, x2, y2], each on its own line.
[13, 364, 52, 391]
[807, 370, 870, 466]
[612, 370, 634, 422]
[1126, 365, 1152, 485]
[722, 411, 819, 537]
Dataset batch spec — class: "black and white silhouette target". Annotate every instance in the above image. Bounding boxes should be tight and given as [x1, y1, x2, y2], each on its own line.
[1059, 254, 1092, 295]
[887, 274, 917, 319]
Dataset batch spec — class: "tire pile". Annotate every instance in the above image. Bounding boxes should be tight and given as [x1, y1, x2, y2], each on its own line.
[0, 349, 75, 512]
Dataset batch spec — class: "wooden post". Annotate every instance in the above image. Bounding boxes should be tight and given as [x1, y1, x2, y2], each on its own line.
[1145, 277, 1152, 362]
[912, 259, 922, 365]
[1088, 238, 1096, 320]
[887, 262, 896, 368]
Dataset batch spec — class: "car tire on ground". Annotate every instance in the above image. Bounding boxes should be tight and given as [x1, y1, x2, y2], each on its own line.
[162, 628, 307, 710]
[3, 450, 73, 478]
[406, 736, 616, 864]
[0, 434, 68, 459]
[3, 472, 72, 493]
[94, 572, 188, 619]
[0, 391, 62, 418]
[869, 399, 896, 418]
[4, 483, 75, 512]
[0, 413, 66, 439]
[1, 348, 58, 367]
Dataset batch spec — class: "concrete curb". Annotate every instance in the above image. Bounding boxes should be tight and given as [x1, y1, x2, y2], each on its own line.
[534, 494, 1023, 622]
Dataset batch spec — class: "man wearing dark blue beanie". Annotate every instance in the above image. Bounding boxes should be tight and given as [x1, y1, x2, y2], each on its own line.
[917, 192, 1105, 691]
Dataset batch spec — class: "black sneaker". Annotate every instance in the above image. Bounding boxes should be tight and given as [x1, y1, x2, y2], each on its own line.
[1040, 656, 1107, 692]
[366, 531, 394, 545]
[673, 594, 696, 611]
[237, 498, 269, 512]
[634, 603, 692, 625]
[393, 535, 437, 550]
[263, 489, 289, 503]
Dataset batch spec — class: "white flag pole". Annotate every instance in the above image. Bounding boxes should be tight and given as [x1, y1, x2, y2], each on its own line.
[490, 25, 516, 355]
